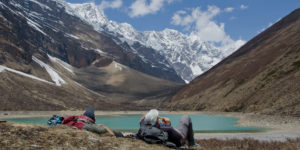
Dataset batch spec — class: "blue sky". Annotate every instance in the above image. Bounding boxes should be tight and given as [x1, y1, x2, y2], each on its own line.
[66, 0, 300, 42]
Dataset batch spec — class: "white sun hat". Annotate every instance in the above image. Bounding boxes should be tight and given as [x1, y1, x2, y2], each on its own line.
[145, 109, 159, 126]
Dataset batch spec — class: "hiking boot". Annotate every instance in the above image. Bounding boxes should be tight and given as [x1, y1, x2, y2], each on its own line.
[189, 143, 200, 148]
[113, 131, 124, 137]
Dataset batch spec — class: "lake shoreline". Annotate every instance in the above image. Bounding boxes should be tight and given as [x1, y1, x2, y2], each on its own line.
[1, 111, 299, 141]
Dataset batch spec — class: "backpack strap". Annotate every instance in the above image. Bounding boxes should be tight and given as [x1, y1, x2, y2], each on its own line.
[138, 124, 169, 144]
[76, 118, 90, 123]
[62, 116, 75, 124]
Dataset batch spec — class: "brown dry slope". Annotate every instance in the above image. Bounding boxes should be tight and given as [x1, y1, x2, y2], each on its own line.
[167, 8, 300, 116]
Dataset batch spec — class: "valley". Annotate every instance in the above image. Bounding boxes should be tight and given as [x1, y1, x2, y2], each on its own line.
[0, 0, 299, 149]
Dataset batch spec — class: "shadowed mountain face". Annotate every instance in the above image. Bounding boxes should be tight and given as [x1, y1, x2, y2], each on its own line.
[0, 0, 183, 110]
[167, 9, 300, 116]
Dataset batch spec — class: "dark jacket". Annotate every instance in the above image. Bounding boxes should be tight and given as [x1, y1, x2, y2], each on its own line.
[140, 120, 182, 147]
[159, 124, 183, 147]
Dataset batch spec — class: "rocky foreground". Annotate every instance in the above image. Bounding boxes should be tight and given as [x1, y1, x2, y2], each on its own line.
[0, 122, 172, 150]
[1, 122, 300, 150]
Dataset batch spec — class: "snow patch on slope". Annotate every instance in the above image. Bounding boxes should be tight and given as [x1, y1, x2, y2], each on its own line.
[26, 17, 48, 36]
[48, 54, 74, 75]
[93, 49, 106, 55]
[32, 56, 66, 86]
[9, 1, 23, 9]
[0, 2, 5, 8]
[114, 63, 122, 71]
[0, 65, 53, 85]
[65, 33, 80, 39]
[29, 0, 52, 11]
[2, 1, 48, 37]
[0, 66, 5, 72]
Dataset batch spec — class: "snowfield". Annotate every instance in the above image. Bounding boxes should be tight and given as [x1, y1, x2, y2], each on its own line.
[32, 56, 66, 86]
[0, 65, 54, 85]
[48, 54, 75, 75]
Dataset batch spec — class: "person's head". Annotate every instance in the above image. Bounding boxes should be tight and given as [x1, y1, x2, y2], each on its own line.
[83, 107, 95, 121]
[144, 109, 159, 126]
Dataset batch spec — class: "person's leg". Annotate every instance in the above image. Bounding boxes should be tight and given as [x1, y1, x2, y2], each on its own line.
[176, 115, 196, 146]
[83, 123, 107, 135]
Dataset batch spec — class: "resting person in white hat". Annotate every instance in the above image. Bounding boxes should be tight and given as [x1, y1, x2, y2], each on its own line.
[139, 109, 199, 147]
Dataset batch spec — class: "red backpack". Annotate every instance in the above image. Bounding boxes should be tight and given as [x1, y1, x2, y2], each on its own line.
[62, 115, 95, 129]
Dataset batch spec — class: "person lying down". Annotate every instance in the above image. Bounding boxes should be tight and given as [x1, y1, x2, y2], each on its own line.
[62, 107, 123, 137]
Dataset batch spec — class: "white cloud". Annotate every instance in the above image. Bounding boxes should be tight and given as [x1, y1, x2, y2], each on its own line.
[129, 0, 174, 18]
[224, 7, 234, 12]
[171, 5, 245, 52]
[171, 6, 224, 42]
[240, 4, 248, 10]
[99, 0, 122, 10]
[219, 36, 246, 56]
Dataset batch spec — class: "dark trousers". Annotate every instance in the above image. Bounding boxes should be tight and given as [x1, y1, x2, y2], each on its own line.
[176, 115, 196, 146]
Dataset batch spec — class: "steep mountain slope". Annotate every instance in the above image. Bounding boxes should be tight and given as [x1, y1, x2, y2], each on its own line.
[0, 0, 183, 110]
[67, 2, 244, 82]
[167, 8, 300, 116]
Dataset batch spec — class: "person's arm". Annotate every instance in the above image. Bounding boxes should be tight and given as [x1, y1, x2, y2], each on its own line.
[174, 128, 184, 140]
[160, 124, 184, 141]
[139, 116, 145, 123]
[161, 118, 183, 140]
[98, 124, 114, 136]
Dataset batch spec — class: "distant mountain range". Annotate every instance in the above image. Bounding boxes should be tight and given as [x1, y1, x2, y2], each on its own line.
[166, 8, 300, 116]
[67, 2, 244, 82]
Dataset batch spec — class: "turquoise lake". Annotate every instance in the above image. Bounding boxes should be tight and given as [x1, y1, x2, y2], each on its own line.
[3, 114, 263, 132]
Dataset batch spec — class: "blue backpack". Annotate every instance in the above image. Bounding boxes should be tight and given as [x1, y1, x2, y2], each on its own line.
[47, 115, 64, 126]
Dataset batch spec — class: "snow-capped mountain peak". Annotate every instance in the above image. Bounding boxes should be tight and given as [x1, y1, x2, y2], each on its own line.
[64, 2, 242, 83]
[68, 2, 109, 30]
